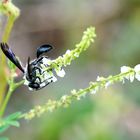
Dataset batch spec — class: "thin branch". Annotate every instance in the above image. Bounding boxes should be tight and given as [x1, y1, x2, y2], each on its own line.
[0, 0, 20, 109]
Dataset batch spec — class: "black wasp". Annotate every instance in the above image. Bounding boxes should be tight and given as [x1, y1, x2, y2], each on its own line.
[0, 43, 57, 90]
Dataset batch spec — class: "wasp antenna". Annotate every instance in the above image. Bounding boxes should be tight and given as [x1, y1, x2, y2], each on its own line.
[27, 57, 32, 79]
[36, 44, 53, 58]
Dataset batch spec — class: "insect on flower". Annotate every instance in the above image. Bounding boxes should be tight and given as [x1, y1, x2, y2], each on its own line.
[0, 43, 61, 91]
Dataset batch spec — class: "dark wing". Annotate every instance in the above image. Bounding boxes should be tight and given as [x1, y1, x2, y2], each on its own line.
[36, 44, 53, 58]
[0, 43, 25, 73]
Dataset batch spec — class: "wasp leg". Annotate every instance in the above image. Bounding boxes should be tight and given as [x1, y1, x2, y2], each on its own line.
[37, 77, 54, 90]
[36, 56, 44, 64]
[28, 76, 42, 90]
[32, 66, 42, 75]
[28, 82, 40, 90]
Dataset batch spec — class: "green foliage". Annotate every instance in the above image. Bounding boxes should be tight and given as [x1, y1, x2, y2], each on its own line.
[0, 60, 23, 117]
[0, 112, 21, 130]
[0, 137, 9, 140]
[0, 112, 21, 140]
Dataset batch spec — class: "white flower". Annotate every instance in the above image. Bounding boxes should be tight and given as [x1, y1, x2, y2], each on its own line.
[71, 89, 77, 94]
[90, 86, 99, 94]
[120, 66, 131, 73]
[96, 76, 100, 81]
[96, 76, 103, 81]
[66, 50, 71, 55]
[56, 69, 65, 77]
[134, 64, 140, 81]
[71, 89, 81, 100]
[42, 57, 51, 65]
[52, 76, 57, 82]
[135, 74, 140, 81]
[96, 76, 105, 81]
[61, 95, 67, 102]
[129, 74, 135, 82]
[134, 64, 140, 72]
[76, 96, 81, 100]
[74, 52, 79, 57]
[105, 81, 112, 89]
[90, 90, 96, 94]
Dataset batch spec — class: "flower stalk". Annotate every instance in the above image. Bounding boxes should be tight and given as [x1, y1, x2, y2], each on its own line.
[47, 27, 96, 72]
[21, 64, 140, 120]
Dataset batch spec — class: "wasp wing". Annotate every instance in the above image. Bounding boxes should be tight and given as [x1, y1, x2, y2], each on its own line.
[36, 44, 53, 58]
[0, 43, 25, 73]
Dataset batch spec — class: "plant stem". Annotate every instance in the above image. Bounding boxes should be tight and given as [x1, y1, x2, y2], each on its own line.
[0, 0, 20, 109]
[0, 79, 24, 117]
[0, 16, 15, 107]
[0, 85, 14, 117]
[2, 16, 15, 42]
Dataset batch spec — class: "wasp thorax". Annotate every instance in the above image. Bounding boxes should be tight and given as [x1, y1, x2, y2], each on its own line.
[24, 56, 57, 91]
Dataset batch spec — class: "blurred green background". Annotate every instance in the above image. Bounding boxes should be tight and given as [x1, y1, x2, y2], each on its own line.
[1, 0, 140, 139]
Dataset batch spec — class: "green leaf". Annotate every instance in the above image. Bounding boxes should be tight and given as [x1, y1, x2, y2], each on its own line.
[0, 125, 9, 133]
[8, 60, 16, 71]
[6, 120, 20, 127]
[5, 112, 21, 120]
[4, 112, 21, 127]
[0, 137, 9, 140]
[0, 112, 21, 133]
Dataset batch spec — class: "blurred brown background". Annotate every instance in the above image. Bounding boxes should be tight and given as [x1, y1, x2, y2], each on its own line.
[1, 0, 140, 139]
